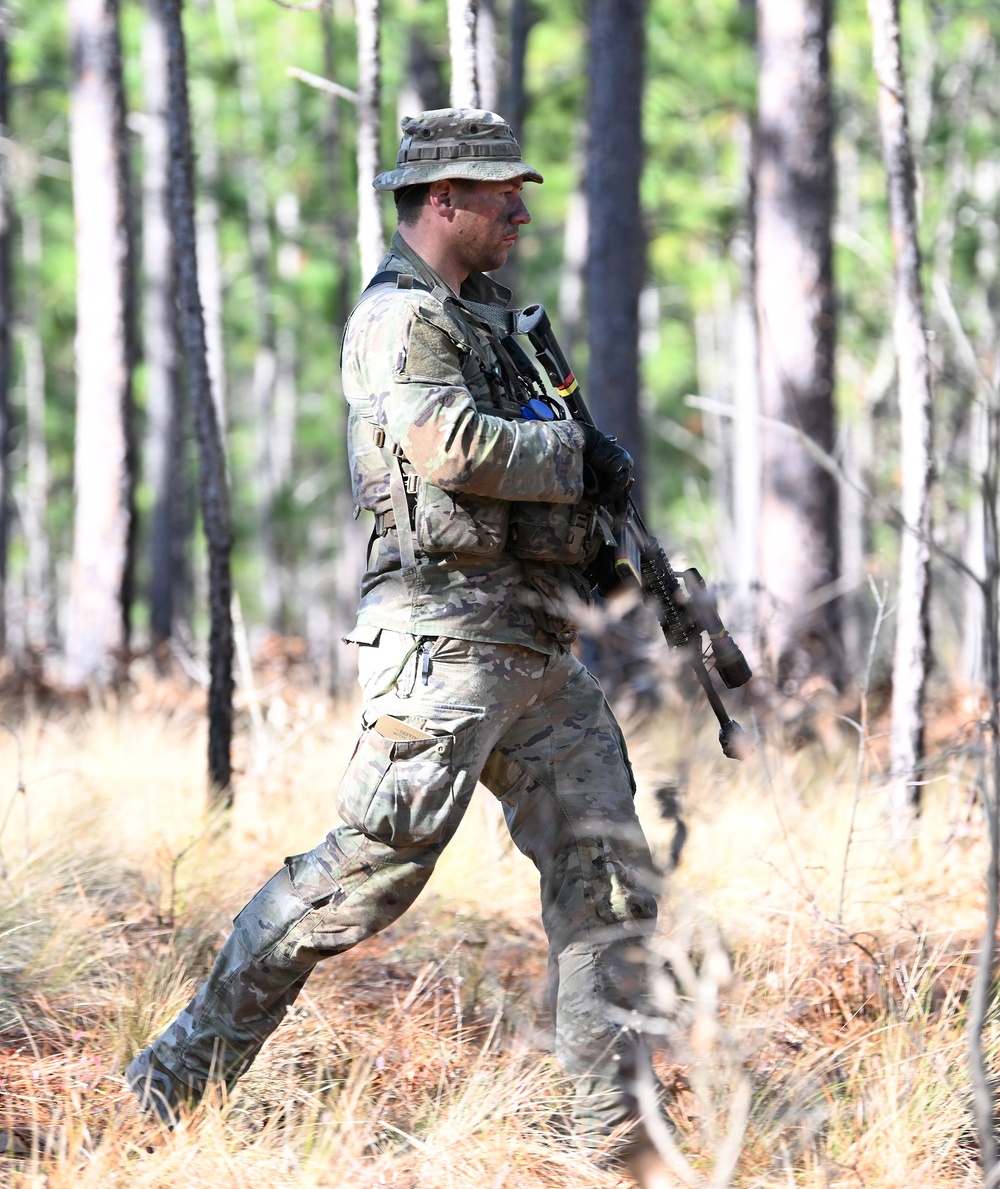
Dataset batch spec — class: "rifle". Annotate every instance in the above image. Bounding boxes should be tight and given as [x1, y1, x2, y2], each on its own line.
[506, 304, 753, 761]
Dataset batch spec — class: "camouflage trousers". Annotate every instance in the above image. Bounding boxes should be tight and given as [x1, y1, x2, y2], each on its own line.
[151, 630, 659, 1139]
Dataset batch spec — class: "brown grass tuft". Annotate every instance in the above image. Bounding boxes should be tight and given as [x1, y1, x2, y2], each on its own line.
[0, 682, 992, 1185]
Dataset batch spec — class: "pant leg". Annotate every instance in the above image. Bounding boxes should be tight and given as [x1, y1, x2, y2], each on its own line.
[151, 825, 443, 1089]
[481, 648, 659, 1140]
[150, 632, 538, 1091]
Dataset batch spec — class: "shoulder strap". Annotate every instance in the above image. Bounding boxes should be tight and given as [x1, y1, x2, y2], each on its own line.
[363, 270, 432, 294]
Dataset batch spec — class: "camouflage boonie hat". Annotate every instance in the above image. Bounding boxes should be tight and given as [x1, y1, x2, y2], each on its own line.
[373, 108, 543, 192]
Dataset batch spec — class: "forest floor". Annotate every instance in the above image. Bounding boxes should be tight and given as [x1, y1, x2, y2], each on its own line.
[0, 658, 992, 1187]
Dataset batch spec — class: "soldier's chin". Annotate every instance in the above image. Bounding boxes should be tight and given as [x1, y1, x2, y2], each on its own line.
[483, 247, 510, 273]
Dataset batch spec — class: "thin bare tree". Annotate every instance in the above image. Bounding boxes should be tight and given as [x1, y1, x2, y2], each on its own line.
[65, 0, 137, 688]
[754, 0, 841, 693]
[868, 0, 934, 836]
[162, 0, 234, 805]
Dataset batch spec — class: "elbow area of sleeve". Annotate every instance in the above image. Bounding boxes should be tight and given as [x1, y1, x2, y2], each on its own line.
[421, 416, 585, 504]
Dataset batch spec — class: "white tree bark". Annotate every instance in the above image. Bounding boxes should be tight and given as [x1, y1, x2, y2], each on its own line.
[755, 0, 840, 691]
[475, 0, 497, 112]
[356, 0, 384, 283]
[448, 0, 479, 108]
[868, 0, 934, 835]
[65, 0, 136, 688]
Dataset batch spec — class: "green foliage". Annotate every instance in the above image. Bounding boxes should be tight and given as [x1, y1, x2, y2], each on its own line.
[7, 0, 1000, 647]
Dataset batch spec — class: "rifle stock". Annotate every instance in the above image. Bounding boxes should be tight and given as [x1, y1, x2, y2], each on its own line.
[514, 303, 753, 761]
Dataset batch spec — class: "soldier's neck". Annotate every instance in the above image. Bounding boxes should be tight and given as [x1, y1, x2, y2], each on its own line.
[397, 224, 467, 294]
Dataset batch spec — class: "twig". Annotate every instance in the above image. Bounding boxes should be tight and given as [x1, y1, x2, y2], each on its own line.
[634, 1058, 700, 1187]
[286, 66, 358, 103]
[838, 577, 890, 926]
[687, 394, 976, 584]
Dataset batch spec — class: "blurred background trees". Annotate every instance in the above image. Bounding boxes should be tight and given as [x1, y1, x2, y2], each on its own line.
[1, 0, 998, 770]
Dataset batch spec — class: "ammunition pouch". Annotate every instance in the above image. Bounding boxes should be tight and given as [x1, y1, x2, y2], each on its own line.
[414, 483, 510, 557]
[507, 500, 614, 566]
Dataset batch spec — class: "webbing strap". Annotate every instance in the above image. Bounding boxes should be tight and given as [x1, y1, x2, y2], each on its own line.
[363, 270, 432, 293]
[388, 452, 417, 572]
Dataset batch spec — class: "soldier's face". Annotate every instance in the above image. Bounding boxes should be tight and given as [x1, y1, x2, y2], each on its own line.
[449, 178, 531, 273]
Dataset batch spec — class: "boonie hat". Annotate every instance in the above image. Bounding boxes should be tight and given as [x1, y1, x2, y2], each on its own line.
[373, 108, 543, 192]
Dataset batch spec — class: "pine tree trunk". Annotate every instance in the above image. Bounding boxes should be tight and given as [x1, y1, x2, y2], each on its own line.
[356, 0, 384, 283]
[65, 0, 137, 689]
[557, 178, 587, 358]
[21, 211, 53, 657]
[321, 3, 353, 332]
[506, 0, 531, 134]
[586, 0, 646, 483]
[754, 0, 841, 692]
[162, 0, 233, 805]
[193, 81, 227, 436]
[868, 0, 934, 833]
[320, 4, 368, 693]
[475, 0, 497, 112]
[448, 0, 478, 107]
[142, 0, 188, 649]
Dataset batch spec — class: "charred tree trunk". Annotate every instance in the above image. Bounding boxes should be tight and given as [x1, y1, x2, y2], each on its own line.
[586, 0, 646, 485]
[193, 81, 227, 436]
[868, 0, 934, 833]
[754, 0, 841, 693]
[507, 0, 532, 134]
[142, 0, 188, 649]
[65, 0, 138, 688]
[162, 0, 233, 805]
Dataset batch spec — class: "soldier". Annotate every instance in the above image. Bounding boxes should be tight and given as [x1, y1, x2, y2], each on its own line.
[127, 109, 671, 1185]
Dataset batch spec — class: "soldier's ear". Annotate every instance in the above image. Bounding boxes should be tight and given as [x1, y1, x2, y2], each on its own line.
[428, 180, 458, 220]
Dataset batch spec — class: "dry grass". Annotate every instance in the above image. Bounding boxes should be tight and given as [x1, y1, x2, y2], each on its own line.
[0, 668, 993, 1186]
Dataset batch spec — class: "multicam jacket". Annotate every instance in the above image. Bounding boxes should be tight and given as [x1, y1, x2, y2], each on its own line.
[342, 232, 597, 651]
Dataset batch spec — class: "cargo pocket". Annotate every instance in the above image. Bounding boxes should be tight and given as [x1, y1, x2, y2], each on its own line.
[336, 722, 458, 848]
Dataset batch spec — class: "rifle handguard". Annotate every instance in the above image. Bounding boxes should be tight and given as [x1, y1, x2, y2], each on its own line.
[513, 302, 754, 760]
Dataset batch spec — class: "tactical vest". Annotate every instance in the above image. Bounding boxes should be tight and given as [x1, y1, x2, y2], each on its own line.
[350, 270, 610, 571]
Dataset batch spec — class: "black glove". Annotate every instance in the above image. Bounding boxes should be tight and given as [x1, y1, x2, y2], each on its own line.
[579, 422, 634, 506]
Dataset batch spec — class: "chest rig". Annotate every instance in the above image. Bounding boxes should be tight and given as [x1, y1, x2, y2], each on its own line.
[357, 271, 608, 570]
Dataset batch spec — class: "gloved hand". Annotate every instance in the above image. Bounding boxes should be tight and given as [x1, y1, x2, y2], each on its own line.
[579, 422, 634, 505]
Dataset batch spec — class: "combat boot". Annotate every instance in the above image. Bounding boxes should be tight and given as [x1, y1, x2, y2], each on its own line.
[125, 1047, 200, 1128]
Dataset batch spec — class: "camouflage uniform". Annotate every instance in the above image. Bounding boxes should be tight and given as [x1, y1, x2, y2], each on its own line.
[128, 109, 658, 1143]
